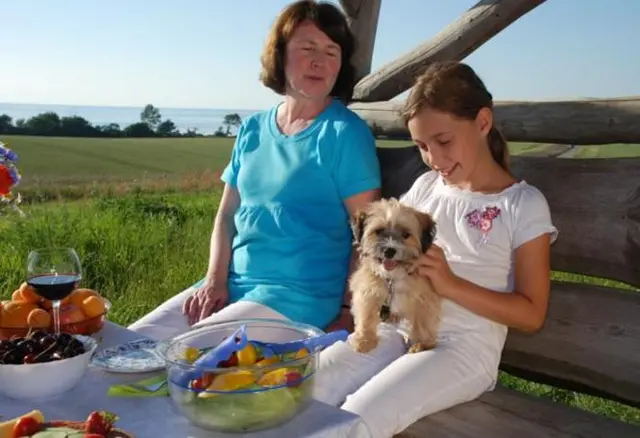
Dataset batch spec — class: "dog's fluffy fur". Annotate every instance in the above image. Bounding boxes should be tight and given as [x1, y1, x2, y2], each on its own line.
[348, 198, 441, 354]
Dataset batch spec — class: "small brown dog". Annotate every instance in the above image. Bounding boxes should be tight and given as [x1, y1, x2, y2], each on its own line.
[348, 197, 441, 354]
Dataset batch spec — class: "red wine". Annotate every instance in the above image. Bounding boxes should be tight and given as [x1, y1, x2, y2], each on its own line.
[27, 274, 81, 301]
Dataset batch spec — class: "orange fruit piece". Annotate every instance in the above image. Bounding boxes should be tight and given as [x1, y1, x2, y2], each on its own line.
[27, 308, 51, 328]
[236, 343, 258, 366]
[1, 301, 39, 328]
[255, 356, 281, 367]
[81, 296, 106, 318]
[19, 282, 44, 304]
[257, 367, 293, 387]
[56, 304, 86, 324]
[198, 370, 257, 398]
[11, 289, 23, 301]
[69, 288, 99, 308]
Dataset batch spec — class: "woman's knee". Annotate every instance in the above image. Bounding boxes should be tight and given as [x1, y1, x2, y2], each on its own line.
[127, 286, 197, 338]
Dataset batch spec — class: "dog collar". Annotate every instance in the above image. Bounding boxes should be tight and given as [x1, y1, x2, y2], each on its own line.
[380, 279, 395, 321]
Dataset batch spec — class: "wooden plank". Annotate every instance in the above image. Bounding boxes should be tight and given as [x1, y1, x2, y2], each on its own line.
[339, 0, 381, 83]
[502, 281, 640, 408]
[394, 386, 640, 438]
[375, 147, 640, 287]
[352, 0, 547, 102]
[352, 97, 640, 144]
[509, 156, 640, 288]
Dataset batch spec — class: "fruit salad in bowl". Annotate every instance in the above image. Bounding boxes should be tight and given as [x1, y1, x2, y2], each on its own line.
[161, 318, 347, 433]
[0, 330, 98, 400]
[0, 283, 110, 340]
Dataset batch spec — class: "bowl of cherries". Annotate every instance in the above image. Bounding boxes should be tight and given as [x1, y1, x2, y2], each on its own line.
[0, 329, 97, 400]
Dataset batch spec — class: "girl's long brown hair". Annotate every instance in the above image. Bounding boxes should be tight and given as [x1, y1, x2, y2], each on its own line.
[402, 61, 510, 171]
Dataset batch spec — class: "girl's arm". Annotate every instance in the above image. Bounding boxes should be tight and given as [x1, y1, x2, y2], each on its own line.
[417, 234, 553, 333]
[203, 184, 240, 288]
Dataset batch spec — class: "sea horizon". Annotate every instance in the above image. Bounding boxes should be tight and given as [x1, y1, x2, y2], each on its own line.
[0, 101, 262, 135]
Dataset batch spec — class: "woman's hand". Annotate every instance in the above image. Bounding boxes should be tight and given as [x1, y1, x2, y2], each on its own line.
[415, 244, 460, 298]
[325, 307, 354, 333]
[182, 282, 229, 325]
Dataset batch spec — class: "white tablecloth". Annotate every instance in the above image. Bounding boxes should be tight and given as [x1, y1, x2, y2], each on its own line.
[1, 322, 370, 438]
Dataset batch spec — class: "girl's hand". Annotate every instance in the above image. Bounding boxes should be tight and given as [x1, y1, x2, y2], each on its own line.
[415, 244, 460, 298]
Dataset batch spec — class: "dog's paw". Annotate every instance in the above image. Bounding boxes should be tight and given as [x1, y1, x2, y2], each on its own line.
[408, 342, 435, 353]
[349, 333, 379, 354]
[384, 313, 402, 325]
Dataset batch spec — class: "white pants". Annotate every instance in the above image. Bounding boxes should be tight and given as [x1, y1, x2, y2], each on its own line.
[130, 288, 500, 438]
[313, 302, 504, 438]
[127, 284, 288, 341]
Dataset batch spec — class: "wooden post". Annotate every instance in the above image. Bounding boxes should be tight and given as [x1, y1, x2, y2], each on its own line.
[352, 0, 547, 102]
[339, 0, 382, 83]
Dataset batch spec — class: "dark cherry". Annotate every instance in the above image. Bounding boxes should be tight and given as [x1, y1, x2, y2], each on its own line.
[17, 339, 37, 354]
[23, 353, 38, 364]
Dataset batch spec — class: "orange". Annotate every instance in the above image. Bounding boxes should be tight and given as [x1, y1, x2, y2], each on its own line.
[56, 304, 85, 325]
[19, 282, 44, 304]
[1, 301, 39, 328]
[69, 288, 99, 308]
[27, 308, 51, 328]
[41, 294, 72, 310]
[11, 289, 23, 302]
[80, 296, 106, 318]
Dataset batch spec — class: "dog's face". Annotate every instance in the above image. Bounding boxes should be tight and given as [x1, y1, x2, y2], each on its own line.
[351, 198, 436, 277]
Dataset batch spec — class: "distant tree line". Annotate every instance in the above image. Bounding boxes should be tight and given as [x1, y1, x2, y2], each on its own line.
[0, 104, 243, 138]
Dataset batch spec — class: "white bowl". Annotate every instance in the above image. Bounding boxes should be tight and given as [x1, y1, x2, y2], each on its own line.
[0, 335, 98, 400]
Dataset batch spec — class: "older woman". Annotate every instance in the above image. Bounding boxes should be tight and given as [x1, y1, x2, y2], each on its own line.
[128, 0, 381, 341]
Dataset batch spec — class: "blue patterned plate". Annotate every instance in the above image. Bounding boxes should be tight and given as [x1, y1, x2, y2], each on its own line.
[91, 339, 165, 373]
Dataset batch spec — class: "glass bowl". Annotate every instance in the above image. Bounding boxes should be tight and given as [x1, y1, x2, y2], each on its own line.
[162, 318, 323, 434]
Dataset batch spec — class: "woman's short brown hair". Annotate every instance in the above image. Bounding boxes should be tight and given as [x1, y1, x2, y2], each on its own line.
[259, 0, 356, 103]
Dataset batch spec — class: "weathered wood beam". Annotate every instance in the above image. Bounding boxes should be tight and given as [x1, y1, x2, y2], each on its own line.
[502, 282, 640, 409]
[339, 0, 382, 83]
[395, 385, 640, 438]
[353, 0, 547, 102]
[353, 97, 640, 144]
[376, 148, 640, 287]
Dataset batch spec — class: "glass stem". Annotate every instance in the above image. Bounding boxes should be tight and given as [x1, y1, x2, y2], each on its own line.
[52, 300, 61, 334]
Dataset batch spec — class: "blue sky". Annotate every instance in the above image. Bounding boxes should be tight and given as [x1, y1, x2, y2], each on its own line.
[2, 0, 639, 110]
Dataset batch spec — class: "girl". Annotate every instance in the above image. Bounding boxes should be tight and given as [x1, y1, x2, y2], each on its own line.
[312, 61, 558, 438]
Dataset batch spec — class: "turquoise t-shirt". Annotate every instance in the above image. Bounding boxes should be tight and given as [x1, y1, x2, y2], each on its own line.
[217, 98, 381, 329]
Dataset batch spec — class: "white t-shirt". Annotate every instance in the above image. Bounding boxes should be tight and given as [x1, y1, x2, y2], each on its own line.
[400, 171, 558, 354]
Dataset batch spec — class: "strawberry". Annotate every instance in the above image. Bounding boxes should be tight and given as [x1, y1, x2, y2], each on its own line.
[85, 411, 119, 435]
[12, 417, 42, 437]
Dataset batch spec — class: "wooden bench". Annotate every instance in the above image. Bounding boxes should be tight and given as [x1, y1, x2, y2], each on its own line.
[333, 0, 640, 434]
[374, 146, 640, 438]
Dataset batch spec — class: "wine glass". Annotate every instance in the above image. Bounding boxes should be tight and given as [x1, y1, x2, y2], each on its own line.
[26, 248, 83, 334]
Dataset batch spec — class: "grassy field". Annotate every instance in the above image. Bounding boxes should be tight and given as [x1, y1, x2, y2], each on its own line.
[0, 135, 639, 426]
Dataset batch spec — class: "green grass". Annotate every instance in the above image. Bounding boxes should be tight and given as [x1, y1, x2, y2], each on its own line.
[0, 191, 219, 324]
[0, 135, 639, 426]
[2, 135, 236, 186]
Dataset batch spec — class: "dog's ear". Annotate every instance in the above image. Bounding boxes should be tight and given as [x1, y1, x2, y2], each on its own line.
[350, 210, 368, 245]
[417, 211, 437, 252]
